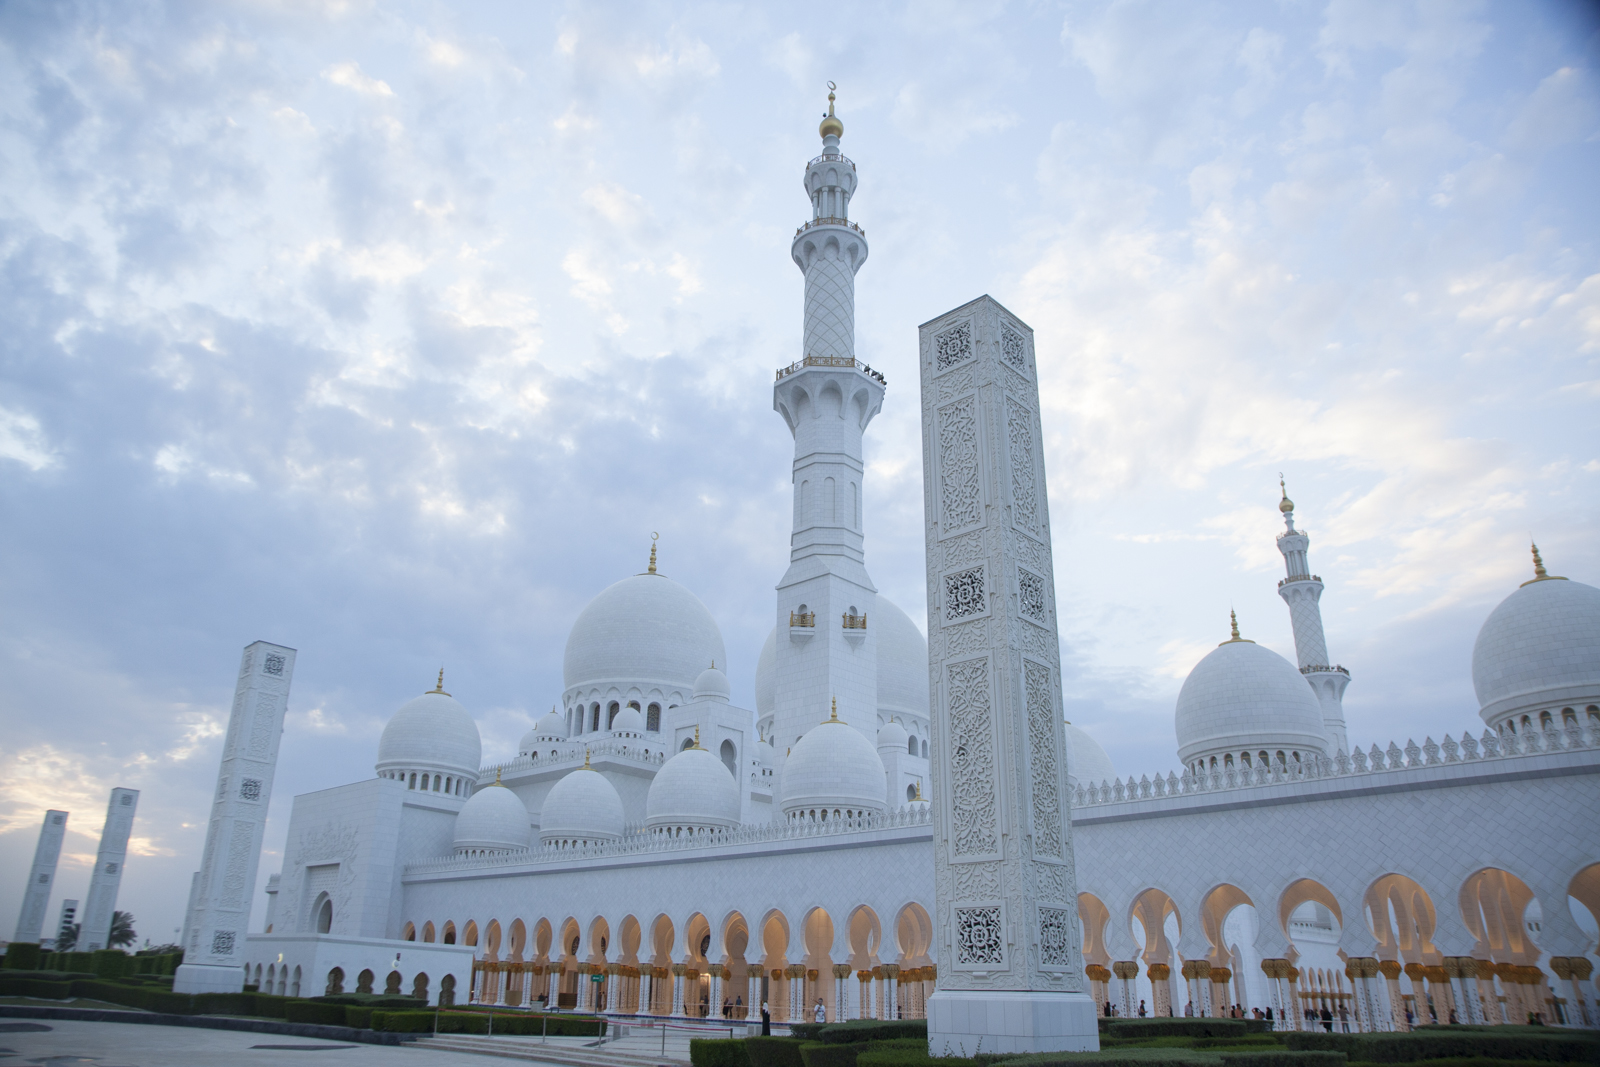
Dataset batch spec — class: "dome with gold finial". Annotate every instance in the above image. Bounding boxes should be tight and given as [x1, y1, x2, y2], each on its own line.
[645, 727, 741, 836]
[819, 84, 843, 140]
[779, 698, 888, 820]
[453, 769, 532, 855]
[1174, 613, 1328, 772]
[1279, 474, 1295, 514]
[376, 670, 483, 785]
[538, 754, 625, 848]
[1471, 544, 1599, 733]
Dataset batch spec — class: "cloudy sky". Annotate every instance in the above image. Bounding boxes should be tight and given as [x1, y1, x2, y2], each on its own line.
[2, 0, 1596, 943]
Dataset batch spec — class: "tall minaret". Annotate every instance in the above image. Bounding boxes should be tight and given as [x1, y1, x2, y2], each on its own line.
[769, 87, 885, 754]
[1275, 479, 1350, 755]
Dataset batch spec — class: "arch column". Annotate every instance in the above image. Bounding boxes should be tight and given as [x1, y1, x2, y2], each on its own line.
[671, 963, 685, 1017]
[748, 969, 761, 1022]
[788, 963, 805, 1021]
[1112, 960, 1138, 1018]
[858, 970, 872, 1019]
[548, 965, 560, 1010]
[1442, 958, 1480, 1024]
[1210, 967, 1232, 1016]
[1551, 958, 1593, 1027]
[881, 964, 899, 1019]
[710, 967, 723, 1019]
[605, 964, 619, 1014]
[1378, 960, 1408, 1031]
[833, 964, 852, 1020]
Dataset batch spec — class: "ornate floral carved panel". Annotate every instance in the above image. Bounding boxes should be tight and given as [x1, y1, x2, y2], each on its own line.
[954, 905, 1005, 966]
[944, 565, 987, 623]
[1024, 659, 1064, 860]
[946, 657, 998, 857]
[935, 320, 974, 373]
[1006, 396, 1040, 538]
[1002, 323, 1028, 371]
[1017, 567, 1048, 624]
[936, 395, 983, 534]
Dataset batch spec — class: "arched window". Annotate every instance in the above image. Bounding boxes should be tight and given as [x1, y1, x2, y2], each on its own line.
[647, 703, 661, 732]
[590, 703, 601, 732]
[908, 735, 918, 756]
[852, 482, 859, 528]
[608, 701, 621, 729]
[906, 783, 917, 802]
[1224, 754, 1234, 767]
[799, 480, 809, 524]
[720, 739, 737, 777]
[825, 477, 836, 523]
[682, 737, 694, 751]
[325, 966, 344, 996]
[316, 896, 333, 933]
[408, 772, 417, 789]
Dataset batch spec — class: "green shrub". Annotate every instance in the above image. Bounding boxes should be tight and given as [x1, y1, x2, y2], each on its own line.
[284, 1001, 349, 1025]
[344, 1006, 376, 1029]
[0, 977, 75, 999]
[1218, 1053, 1345, 1067]
[859, 1048, 999, 1067]
[693, 1038, 756, 1067]
[747, 1036, 810, 1067]
[369, 1010, 605, 1037]
[818, 1022, 931, 1044]
[89, 950, 128, 979]
[1107, 1022, 1249, 1041]
[802, 1042, 869, 1067]
[3, 943, 42, 970]
[1282, 1031, 1598, 1062]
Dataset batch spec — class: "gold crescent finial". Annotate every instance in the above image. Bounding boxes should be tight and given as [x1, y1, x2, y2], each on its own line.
[912, 781, 925, 802]
[429, 668, 450, 696]
[828, 696, 841, 723]
[1278, 474, 1294, 515]
[693, 724, 702, 750]
[1220, 609, 1256, 645]
[820, 83, 843, 139]
[583, 747, 591, 769]
[494, 767, 502, 786]
[648, 533, 658, 575]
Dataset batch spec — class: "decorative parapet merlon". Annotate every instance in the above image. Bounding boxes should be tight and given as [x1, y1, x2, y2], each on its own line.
[842, 613, 867, 630]
[1300, 664, 1349, 676]
[1278, 574, 1322, 587]
[789, 611, 816, 628]
[776, 355, 887, 386]
[795, 217, 866, 239]
[403, 802, 934, 876]
[478, 740, 666, 781]
[1072, 721, 1599, 810]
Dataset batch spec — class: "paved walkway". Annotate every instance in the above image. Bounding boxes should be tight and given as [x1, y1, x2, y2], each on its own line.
[0, 1018, 501, 1067]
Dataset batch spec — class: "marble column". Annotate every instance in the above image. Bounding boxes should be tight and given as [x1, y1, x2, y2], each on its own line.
[14, 810, 68, 945]
[80, 788, 140, 953]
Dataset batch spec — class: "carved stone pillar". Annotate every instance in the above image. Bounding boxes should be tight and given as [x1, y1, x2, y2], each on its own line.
[1210, 967, 1232, 1016]
[1473, 960, 1501, 1024]
[671, 962, 685, 1017]
[1112, 961, 1138, 1018]
[882, 964, 899, 1019]
[1379, 960, 1408, 1031]
[920, 299, 1097, 1060]
[1550, 957, 1592, 1027]
[833, 963, 853, 1020]
[1147, 964, 1171, 1017]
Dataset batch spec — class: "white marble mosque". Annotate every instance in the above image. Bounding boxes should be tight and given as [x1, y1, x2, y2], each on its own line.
[209, 94, 1600, 1033]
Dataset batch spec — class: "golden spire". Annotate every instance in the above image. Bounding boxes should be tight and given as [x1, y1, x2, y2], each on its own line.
[429, 668, 450, 696]
[912, 781, 926, 803]
[494, 767, 502, 786]
[819, 81, 843, 140]
[693, 725, 702, 750]
[583, 748, 592, 769]
[1279, 473, 1294, 515]
[648, 531, 659, 574]
[1220, 609, 1255, 645]
[1522, 541, 1567, 586]
[829, 696, 840, 722]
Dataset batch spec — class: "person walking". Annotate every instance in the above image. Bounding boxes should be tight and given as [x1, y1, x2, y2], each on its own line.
[1138, 1000, 1147, 1017]
[760, 1001, 770, 1036]
[814, 999, 826, 1023]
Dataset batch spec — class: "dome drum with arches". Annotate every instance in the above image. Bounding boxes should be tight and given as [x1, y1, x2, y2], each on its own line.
[780, 699, 888, 821]
[453, 772, 533, 857]
[538, 756, 625, 849]
[645, 729, 741, 838]
[376, 671, 483, 794]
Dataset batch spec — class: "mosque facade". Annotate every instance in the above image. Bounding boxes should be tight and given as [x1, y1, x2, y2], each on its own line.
[235, 98, 1600, 1033]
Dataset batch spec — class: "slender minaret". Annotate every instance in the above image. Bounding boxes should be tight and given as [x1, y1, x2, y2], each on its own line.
[15, 809, 68, 943]
[56, 899, 79, 946]
[80, 788, 139, 951]
[1275, 479, 1349, 755]
[174, 640, 296, 994]
[770, 86, 885, 752]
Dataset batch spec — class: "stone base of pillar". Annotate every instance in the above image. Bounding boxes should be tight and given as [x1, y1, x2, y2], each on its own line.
[927, 990, 1099, 1056]
[173, 963, 246, 994]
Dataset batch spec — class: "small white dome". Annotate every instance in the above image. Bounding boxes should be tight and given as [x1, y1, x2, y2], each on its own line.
[875, 598, 930, 721]
[611, 705, 646, 734]
[755, 628, 778, 721]
[780, 707, 888, 819]
[693, 666, 731, 702]
[877, 720, 909, 751]
[1064, 722, 1116, 787]
[519, 709, 568, 755]
[563, 572, 727, 696]
[376, 687, 482, 780]
[538, 766, 625, 847]
[453, 782, 532, 854]
[645, 745, 741, 833]
[1471, 568, 1600, 729]
[1175, 636, 1328, 769]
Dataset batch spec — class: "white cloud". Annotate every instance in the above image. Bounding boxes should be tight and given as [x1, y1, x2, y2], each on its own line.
[0, 406, 57, 471]
[322, 60, 394, 97]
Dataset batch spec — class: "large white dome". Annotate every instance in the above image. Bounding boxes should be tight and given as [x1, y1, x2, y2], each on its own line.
[645, 745, 741, 834]
[1471, 566, 1600, 730]
[1064, 722, 1116, 787]
[563, 572, 727, 696]
[375, 687, 482, 780]
[453, 781, 532, 855]
[538, 766, 625, 848]
[875, 598, 930, 721]
[780, 707, 888, 819]
[1175, 636, 1328, 770]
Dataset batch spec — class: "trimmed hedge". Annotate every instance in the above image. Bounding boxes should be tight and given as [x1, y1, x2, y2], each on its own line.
[3, 943, 42, 970]
[312, 994, 427, 1008]
[1217, 1054, 1345, 1067]
[284, 1001, 349, 1025]
[693, 1038, 756, 1067]
[991, 1051, 1220, 1067]
[1282, 1031, 1599, 1062]
[816, 1022, 932, 1045]
[746, 1036, 810, 1067]
[806, 1039, 934, 1067]
[369, 1010, 606, 1037]
[90, 951, 129, 979]
[0, 976, 76, 1000]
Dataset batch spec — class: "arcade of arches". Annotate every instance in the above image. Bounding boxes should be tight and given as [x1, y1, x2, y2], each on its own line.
[1079, 864, 1599, 1031]
[397, 904, 935, 1022]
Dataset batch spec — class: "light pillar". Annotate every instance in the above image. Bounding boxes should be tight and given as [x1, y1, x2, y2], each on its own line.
[175, 641, 296, 993]
[14, 810, 68, 944]
[80, 788, 139, 952]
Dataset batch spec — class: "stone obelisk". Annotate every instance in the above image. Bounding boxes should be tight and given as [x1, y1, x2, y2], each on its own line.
[174, 641, 296, 994]
[919, 295, 1098, 1053]
[14, 810, 68, 944]
[80, 789, 139, 951]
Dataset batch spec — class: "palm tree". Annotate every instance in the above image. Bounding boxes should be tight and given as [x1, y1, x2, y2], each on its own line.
[108, 911, 136, 949]
[56, 923, 80, 951]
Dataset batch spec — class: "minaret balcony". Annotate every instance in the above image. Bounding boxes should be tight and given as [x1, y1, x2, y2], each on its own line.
[808, 151, 855, 170]
[1278, 573, 1321, 587]
[789, 611, 815, 628]
[795, 217, 866, 238]
[1300, 664, 1349, 676]
[841, 613, 867, 629]
[775, 355, 887, 386]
